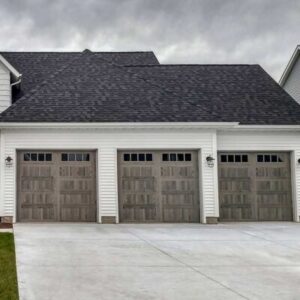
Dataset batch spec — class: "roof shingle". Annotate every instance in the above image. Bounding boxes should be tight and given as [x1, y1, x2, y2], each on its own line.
[0, 50, 299, 124]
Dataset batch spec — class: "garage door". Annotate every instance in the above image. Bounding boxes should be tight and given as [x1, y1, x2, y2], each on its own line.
[118, 151, 200, 223]
[218, 152, 293, 221]
[17, 151, 97, 222]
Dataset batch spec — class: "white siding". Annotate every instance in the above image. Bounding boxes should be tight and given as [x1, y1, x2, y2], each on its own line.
[1, 128, 217, 223]
[218, 131, 300, 221]
[283, 56, 300, 105]
[0, 62, 11, 112]
[2, 127, 299, 223]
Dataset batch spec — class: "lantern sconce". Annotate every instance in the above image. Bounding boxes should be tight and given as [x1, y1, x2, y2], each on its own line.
[206, 155, 215, 167]
[298, 158, 300, 164]
[5, 156, 13, 167]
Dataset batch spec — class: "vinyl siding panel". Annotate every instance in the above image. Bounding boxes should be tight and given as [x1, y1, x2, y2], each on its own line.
[2, 128, 299, 223]
[1, 128, 217, 222]
[218, 131, 300, 221]
[0, 62, 11, 112]
[283, 56, 300, 105]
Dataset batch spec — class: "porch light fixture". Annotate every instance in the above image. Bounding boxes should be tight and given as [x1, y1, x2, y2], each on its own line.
[206, 155, 215, 167]
[298, 158, 300, 164]
[5, 156, 13, 167]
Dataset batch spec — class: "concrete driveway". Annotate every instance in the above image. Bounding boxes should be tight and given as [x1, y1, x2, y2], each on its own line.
[14, 223, 300, 300]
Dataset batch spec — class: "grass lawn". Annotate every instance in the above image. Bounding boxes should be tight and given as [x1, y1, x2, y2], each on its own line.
[0, 233, 19, 300]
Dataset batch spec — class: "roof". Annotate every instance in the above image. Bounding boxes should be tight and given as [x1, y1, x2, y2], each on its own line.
[279, 45, 300, 86]
[0, 50, 159, 101]
[0, 49, 299, 124]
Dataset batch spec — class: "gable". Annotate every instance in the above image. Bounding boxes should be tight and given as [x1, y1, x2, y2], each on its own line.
[281, 51, 300, 104]
[0, 61, 11, 112]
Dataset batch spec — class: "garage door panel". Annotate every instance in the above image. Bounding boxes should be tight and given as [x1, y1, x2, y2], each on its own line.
[219, 152, 292, 221]
[118, 151, 200, 223]
[18, 151, 96, 222]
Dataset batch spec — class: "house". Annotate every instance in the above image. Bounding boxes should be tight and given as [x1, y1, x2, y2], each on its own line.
[280, 45, 300, 104]
[0, 49, 299, 224]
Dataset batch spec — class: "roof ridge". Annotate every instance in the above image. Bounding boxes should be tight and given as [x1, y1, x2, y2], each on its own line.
[0, 50, 156, 54]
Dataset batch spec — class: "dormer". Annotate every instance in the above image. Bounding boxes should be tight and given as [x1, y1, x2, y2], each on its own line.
[0, 55, 21, 113]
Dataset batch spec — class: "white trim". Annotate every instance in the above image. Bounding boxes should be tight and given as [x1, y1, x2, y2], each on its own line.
[0, 55, 21, 79]
[0, 122, 239, 129]
[0, 131, 4, 217]
[0, 122, 300, 131]
[113, 148, 119, 224]
[198, 149, 205, 223]
[212, 132, 219, 218]
[279, 45, 300, 86]
[290, 151, 299, 222]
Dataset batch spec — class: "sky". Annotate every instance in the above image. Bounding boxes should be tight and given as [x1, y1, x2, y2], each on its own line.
[0, 0, 299, 80]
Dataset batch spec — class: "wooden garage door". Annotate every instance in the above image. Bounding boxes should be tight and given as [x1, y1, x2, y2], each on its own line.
[218, 152, 293, 221]
[17, 151, 97, 222]
[118, 151, 200, 223]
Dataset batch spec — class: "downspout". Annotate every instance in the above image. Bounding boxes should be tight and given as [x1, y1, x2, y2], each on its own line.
[10, 74, 22, 87]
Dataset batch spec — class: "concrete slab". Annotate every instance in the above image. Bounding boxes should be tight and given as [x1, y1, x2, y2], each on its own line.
[14, 223, 300, 300]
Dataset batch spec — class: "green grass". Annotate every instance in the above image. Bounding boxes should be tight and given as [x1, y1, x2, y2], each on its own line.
[0, 233, 19, 300]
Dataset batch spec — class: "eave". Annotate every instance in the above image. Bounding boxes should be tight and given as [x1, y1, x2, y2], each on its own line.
[279, 45, 300, 86]
[0, 122, 299, 132]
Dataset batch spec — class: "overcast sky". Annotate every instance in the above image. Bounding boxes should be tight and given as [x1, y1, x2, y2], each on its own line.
[1, 0, 299, 80]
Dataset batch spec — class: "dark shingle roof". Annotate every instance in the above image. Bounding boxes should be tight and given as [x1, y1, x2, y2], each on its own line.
[0, 50, 299, 124]
[1, 50, 159, 101]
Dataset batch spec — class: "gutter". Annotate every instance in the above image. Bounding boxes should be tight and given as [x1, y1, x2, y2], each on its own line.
[0, 122, 299, 131]
[0, 122, 239, 130]
[10, 75, 22, 87]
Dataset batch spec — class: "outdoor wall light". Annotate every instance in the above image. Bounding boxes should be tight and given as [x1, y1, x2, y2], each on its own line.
[298, 158, 300, 164]
[206, 155, 215, 167]
[5, 156, 13, 167]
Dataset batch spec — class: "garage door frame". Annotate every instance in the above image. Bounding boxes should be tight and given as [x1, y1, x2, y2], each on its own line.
[218, 151, 294, 221]
[16, 149, 99, 222]
[117, 149, 202, 223]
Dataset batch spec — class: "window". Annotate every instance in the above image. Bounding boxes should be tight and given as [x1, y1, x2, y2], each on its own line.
[124, 153, 130, 161]
[162, 153, 168, 161]
[170, 153, 176, 161]
[123, 153, 153, 162]
[161, 153, 192, 162]
[220, 155, 227, 163]
[23, 152, 52, 162]
[61, 153, 90, 161]
[257, 154, 283, 163]
[242, 155, 248, 162]
[220, 154, 248, 163]
[139, 153, 145, 161]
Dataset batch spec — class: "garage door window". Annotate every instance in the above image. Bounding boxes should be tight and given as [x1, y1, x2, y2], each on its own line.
[257, 154, 283, 163]
[123, 153, 153, 162]
[24, 153, 52, 162]
[220, 154, 248, 163]
[162, 153, 192, 162]
[61, 153, 90, 161]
